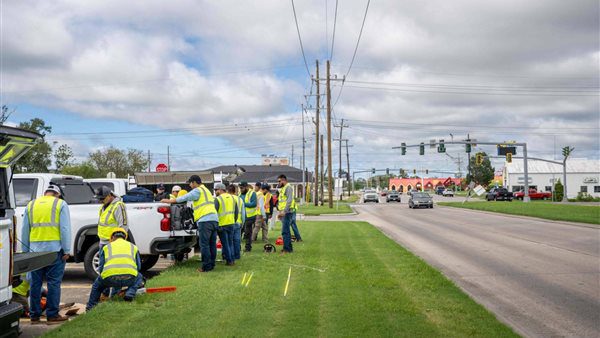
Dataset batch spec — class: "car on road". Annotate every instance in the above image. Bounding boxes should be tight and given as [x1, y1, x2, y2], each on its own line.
[386, 191, 401, 203]
[442, 189, 455, 197]
[363, 190, 379, 203]
[486, 187, 513, 201]
[513, 189, 552, 200]
[409, 192, 434, 209]
[407, 189, 418, 196]
[435, 186, 445, 195]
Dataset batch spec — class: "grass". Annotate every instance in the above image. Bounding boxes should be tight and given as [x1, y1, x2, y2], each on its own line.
[47, 221, 516, 338]
[296, 202, 353, 215]
[438, 201, 600, 225]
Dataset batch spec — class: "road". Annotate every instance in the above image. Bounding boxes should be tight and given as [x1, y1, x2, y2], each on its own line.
[314, 194, 600, 338]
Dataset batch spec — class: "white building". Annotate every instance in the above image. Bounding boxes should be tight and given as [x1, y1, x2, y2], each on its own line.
[503, 159, 600, 198]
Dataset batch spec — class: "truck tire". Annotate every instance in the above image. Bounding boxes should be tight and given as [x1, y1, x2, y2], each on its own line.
[84, 242, 100, 280]
[141, 255, 159, 272]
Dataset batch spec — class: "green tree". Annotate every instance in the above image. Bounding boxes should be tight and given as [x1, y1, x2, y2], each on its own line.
[14, 118, 52, 173]
[88, 146, 148, 178]
[61, 162, 99, 178]
[554, 179, 564, 201]
[465, 152, 494, 187]
[54, 144, 74, 171]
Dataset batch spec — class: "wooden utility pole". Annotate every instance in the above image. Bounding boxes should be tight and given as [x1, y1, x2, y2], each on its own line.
[326, 60, 333, 208]
[345, 140, 353, 197]
[313, 60, 320, 206]
[320, 134, 324, 206]
[301, 105, 306, 204]
[334, 119, 348, 200]
[291, 145, 294, 167]
[147, 150, 151, 172]
[167, 146, 170, 171]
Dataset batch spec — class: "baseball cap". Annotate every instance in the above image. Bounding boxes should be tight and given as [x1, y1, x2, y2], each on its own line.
[172, 185, 181, 192]
[187, 175, 202, 184]
[261, 184, 270, 190]
[45, 185, 62, 196]
[214, 183, 226, 191]
[255, 182, 262, 187]
[239, 181, 249, 187]
[157, 183, 165, 189]
[95, 186, 115, 199]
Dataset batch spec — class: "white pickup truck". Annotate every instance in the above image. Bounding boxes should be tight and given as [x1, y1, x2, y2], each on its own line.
[85, 178, 134, 197]
[13, 174, 197, 280]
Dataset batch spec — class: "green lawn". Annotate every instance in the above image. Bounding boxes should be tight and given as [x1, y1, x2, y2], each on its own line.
[47, 221, 516, 337]
[296, 202, 353, 215]
[439, 201, 600, 225]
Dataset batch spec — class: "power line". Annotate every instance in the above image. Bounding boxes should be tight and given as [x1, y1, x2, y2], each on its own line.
[345, 118, 600, 130]
[330, 0, 339, 61]
[291, 0, 311, 78]
[344, 80, 599, 91]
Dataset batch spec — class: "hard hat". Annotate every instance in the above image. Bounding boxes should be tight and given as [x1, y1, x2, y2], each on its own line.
[111, 227, 128, 239]
[172, 185, 181, 192]
[45, 185, 62, 196]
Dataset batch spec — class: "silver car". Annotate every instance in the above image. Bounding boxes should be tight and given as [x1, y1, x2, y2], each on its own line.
[409, 192, 434, 209]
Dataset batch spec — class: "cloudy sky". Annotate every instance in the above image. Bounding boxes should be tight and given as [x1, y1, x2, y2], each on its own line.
[1, 0, 598, 177]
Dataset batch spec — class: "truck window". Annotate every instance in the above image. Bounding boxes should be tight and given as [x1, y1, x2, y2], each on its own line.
[13, 178, 38, 207]
[57, 183, 96, 204]
[0, 168, 9, 212]
[89, 182, 114, 193]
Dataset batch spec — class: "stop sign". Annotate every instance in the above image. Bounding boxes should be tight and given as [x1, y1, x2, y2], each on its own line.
[156, 163, 168, 172]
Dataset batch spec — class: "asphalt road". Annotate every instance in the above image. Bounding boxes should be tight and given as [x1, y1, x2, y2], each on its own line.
[316, 194, 600, 337]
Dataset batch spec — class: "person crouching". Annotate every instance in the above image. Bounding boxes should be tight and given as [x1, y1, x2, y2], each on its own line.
[86, 228, 142, 310]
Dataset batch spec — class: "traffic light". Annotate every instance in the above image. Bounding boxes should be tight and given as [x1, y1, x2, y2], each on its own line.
[419, 142, 425, 155]
[437, 139, 445, 153]
[399, 168, 404, 176]
[465, 143, 471, 153]
[425, 169, 429, 175]
[372, 168, 376, 174]
[386, 168, 389, 175]
[413, 169, 416, 175]
[401, 142, 406, 155]
[476, 153, 483, 166]
[506, 153, 512, 163]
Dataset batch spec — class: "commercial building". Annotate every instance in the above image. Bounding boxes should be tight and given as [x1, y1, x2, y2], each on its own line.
[503, 159, 600, 198]
[388, 177, 463, 193]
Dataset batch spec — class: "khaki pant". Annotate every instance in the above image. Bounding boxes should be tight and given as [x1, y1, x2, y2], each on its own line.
[252, 216, 269, 243]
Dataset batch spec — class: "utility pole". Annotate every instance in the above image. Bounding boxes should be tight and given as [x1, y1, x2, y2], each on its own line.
[345, 140, 353, 197]
[291, 145, 294, 167]
[334, 119, 349, 179]
[167, 146, 170, 171]
[326, 60, 333, 208]
[147, 150, 151, 172]
[562, 146, 574, 202]
[301, 105, 306, 204]
[320, 134, 324, 206]
[313, 60, 320, 206]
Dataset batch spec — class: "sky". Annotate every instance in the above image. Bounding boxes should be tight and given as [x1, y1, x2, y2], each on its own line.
[1, 0, 598, 178]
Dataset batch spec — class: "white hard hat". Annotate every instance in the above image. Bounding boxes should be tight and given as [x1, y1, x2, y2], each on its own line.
[172, 185, 181, 192]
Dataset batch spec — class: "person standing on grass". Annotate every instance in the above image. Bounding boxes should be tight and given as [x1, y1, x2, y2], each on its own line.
[260, 184, 273, 241]
[214, 183, 238, 266]
[239, 181, 258, 252]
[277, 175, 298, 253]
[21, 185, 71, 324]
[251, 182, 267, 242]
[162, 175, 218, 272]
[228, 184, 245, 260]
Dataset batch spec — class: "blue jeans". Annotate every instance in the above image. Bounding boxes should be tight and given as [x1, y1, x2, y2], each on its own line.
[198, 221, 218, 271]
[30, 251, 65, 319]
[233, 223, 241, 260]
[281, 213, 293, 252]
[217, 225, 234, 264]
[291, 212, 302, 240]
[86, 274, 143, 310]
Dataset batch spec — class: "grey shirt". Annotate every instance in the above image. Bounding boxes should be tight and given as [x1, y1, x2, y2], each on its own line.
[284, 185, 294, 213]
[100, 197, 128, 245]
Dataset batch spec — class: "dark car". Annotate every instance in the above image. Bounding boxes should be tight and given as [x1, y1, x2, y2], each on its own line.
[386, 191, 401, 203]
[409, 192, 434, 209]
[486, 187, 513, 201]
[435, 186, 445, 195]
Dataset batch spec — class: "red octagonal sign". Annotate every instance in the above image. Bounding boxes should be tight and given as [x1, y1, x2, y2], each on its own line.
[156, 163, 168, 172]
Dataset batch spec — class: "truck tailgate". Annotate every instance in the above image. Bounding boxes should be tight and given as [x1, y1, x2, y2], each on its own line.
[13, 252, 57, 275]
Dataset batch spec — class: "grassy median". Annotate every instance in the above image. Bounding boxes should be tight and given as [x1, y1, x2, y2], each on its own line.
[439, 201, 600, 225]
[296, 202, 353, 215]
[47, 221, 516, 337]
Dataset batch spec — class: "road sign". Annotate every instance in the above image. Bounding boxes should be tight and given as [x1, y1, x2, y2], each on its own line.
[473, 185, 486, 196]
[106, 172, 116, 178]
[156, 163, 169, 172]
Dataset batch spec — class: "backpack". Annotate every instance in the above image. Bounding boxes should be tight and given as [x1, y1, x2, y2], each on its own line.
[122, 187, 154, 203]
[170, 203, 196, 232]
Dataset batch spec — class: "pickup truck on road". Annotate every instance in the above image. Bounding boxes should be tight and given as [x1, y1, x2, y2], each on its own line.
[14, 174, 197, 280]
[513, 189, 552, 200]
[486, 187, 513, 201]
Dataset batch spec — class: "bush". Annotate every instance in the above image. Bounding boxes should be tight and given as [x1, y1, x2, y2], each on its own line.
[575, 192, 599, 202]
[553, 180, 564, 201]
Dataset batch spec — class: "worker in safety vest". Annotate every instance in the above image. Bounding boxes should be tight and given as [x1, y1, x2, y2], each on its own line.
[251, 182, 268, 243]
[86, 228, 142, 310]
[260, 184, 273, 240]
[227, 184, 245, 260]
[239, 181, 258, 252]
[96, 186, 128, 248]
[277, 174, 301, 253]
[170, 185, 181, 199]
[214, 183, 238, 265]
[21, 185, 71, 324]
[162, 175, 218, 272]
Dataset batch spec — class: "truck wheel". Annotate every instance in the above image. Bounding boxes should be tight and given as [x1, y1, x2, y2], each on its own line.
[141, 255, 160, 272]
[84, 242, 100, 280]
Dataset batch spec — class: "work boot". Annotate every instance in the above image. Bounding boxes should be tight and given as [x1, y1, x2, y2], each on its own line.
[123, 296, 133, 302]
[46, 315, 69, 325]
[30, 317, 41, 325]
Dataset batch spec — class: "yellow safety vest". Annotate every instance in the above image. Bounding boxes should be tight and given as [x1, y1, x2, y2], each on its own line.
[264, 192, 272, 213]
[27, 195, 63, 242]
[278, 183, 297, 211]
[13, 276, 29, 296]
[98, 200, 126, 241]
[169, 194, 177, 200]
[191, 185, 217, 221]
[235, 196, 244, 224]
[101, 238, 138, 279]
[216, 193, 236, 226]
[244, 190, 259, 218]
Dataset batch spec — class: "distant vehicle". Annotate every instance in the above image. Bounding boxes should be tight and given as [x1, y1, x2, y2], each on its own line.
[363, 190, 379, 203]
[486, 187, 513, 201]
[409, 192, 434, 209]
[407, 189, 418, 196]
[380, 190, 388, 197]
[386, 191, 401, 203]
[435, 186, 445, 195]
[442, 189, 455, 197]
[513, 189, 552, 200]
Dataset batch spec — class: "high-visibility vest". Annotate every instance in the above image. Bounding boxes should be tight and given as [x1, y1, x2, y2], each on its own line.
[169, 194, 177, 200]
[244, 190, 258, 218]
[235, 196, 244, 224]
[101, 238, 138, 279]
[27, 195, 63, 242]
[98, 200, 126, 241]
[264, 192, 272, 213]
[13, 276, 29, 296]
[216, 193, 236, 226]
[191, 185, 217, 221]
[278, 183, 297, 211]
[178, 190, 188, 197]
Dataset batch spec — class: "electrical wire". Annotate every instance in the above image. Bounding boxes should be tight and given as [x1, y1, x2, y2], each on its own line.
[343, 80, 599, 92]
[330, 0, 339, 62]
[291, 0, 311, 78]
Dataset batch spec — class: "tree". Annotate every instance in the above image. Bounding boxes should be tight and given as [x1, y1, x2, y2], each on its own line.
[88, 146, 149, 178]
[54, 144, 74, 171]
[0, 105, 14, 125]
[465, 151, 494, 187]
[61, 162, 99, 178]
[554, 179, 564, 201]
[14, 118, 53, 173]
